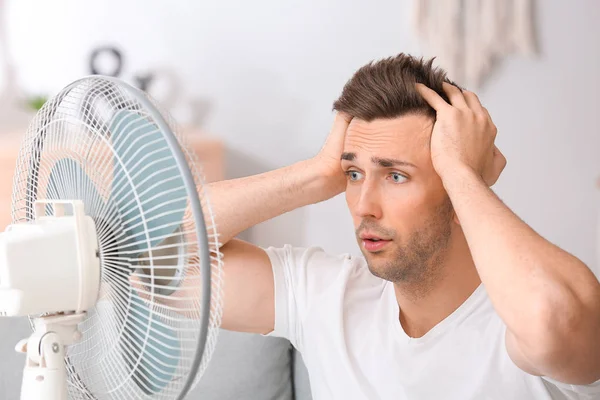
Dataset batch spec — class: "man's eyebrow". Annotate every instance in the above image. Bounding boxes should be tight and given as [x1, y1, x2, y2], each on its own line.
[341, 152, 417, 169]
[341, 152, 356, 161]
[372, 157, 417, 168]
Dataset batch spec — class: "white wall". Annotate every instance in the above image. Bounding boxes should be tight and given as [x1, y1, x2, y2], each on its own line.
[6, 1, 599, 265]
[0, 0, 599, 395]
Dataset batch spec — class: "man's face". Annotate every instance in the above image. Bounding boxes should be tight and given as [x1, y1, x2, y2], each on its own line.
[341, 114, 455, 285]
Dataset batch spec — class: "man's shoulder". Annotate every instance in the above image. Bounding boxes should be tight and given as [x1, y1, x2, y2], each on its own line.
[263, 244, 377, 288]
[263, 244, 359, 269]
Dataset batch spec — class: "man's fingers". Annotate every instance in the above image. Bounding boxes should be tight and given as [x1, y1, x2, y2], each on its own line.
[321, 111, 352, 155]
[416, 83, 450, 112]
[336, 111, 352, 124]
[442, 82, 468, 109]
[334, 111, 352, 129]
[417, 82, 469, 110]
[463, 90, 486, 114]
[330, 111, 352, 141]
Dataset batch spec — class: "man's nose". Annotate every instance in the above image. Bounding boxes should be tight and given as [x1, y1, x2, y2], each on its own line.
[353, 182, 383, 220]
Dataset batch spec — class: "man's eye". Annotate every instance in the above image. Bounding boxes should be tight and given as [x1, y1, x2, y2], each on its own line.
[345, 171, 364, 181]
[390, 173, 407, 183]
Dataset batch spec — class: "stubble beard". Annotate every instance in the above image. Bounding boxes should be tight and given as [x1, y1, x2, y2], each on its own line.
[363, 200, 454, 300]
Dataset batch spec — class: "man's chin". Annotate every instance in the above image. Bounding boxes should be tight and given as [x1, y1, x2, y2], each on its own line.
[362, 250, 389, 268]
[366, 261, 392, 281]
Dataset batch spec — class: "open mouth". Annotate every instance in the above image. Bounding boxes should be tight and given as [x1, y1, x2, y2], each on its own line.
[361, 238, 391, 252]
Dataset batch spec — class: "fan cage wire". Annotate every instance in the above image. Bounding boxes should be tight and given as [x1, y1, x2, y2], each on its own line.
[9, 76, 224, 400]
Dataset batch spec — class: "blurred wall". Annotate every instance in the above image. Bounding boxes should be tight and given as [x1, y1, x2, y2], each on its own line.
[1, 1, 598, 264]
[4, 0, 600, 260]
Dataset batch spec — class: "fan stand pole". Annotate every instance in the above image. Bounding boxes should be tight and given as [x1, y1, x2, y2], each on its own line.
[15, 313, 86, 400]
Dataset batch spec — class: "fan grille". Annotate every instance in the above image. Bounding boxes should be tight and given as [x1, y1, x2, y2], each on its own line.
[10, 76, 223, 400]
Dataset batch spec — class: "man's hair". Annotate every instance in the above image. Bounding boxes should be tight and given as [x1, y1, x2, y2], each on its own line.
[333, 53, 455, 121]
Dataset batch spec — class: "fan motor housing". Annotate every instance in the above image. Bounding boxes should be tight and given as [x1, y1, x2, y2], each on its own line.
[0, 200, 100, 316]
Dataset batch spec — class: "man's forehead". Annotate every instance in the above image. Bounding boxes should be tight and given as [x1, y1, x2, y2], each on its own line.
[345, 114, 433, 152]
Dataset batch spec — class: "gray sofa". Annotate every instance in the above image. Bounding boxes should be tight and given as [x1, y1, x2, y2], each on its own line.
[190, 330, 312, 399]
[0, 322, 311, 399]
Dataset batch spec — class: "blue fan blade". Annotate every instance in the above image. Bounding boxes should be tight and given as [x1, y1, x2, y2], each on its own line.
[46, 158, 99, 217]
[109, 110, 185, 393]
[123, 290, 181, 395]
[47, 158, 181, 395]
[109, 110, 187, 256]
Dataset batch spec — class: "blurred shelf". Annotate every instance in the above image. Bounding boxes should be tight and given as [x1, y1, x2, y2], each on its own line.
[0, 130, 224, 231]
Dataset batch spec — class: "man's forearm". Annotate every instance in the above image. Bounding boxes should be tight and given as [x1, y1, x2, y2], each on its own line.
[441, 165, 600, 373]
[205, 158, 341, 246]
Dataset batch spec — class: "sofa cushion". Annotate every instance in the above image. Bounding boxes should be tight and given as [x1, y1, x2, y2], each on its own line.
[293, 349, 313, 400]
[189, 329, 294, 399]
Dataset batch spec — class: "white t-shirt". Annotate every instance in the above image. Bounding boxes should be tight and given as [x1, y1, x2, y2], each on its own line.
[264, 245, 600, 400]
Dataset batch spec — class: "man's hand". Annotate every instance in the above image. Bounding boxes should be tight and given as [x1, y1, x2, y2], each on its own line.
[311, 111, 352, 196]
[205, 111, 352, 247]
[417, 83, 600, 384]
[416, 82, 506, 187]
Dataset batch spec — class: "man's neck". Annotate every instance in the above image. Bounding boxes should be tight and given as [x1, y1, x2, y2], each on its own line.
[394, 231, 481, 338]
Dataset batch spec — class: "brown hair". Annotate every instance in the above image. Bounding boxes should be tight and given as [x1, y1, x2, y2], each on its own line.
[332, 53, 455, 121]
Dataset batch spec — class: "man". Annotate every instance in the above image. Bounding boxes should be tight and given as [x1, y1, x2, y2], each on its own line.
[207, 54, 600, 399]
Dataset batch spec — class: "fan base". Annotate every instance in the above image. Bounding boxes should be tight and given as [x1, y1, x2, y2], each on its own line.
[16, 313, 86, 400]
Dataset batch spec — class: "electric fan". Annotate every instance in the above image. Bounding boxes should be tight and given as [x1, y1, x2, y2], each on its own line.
[0, 75, 224, 399]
